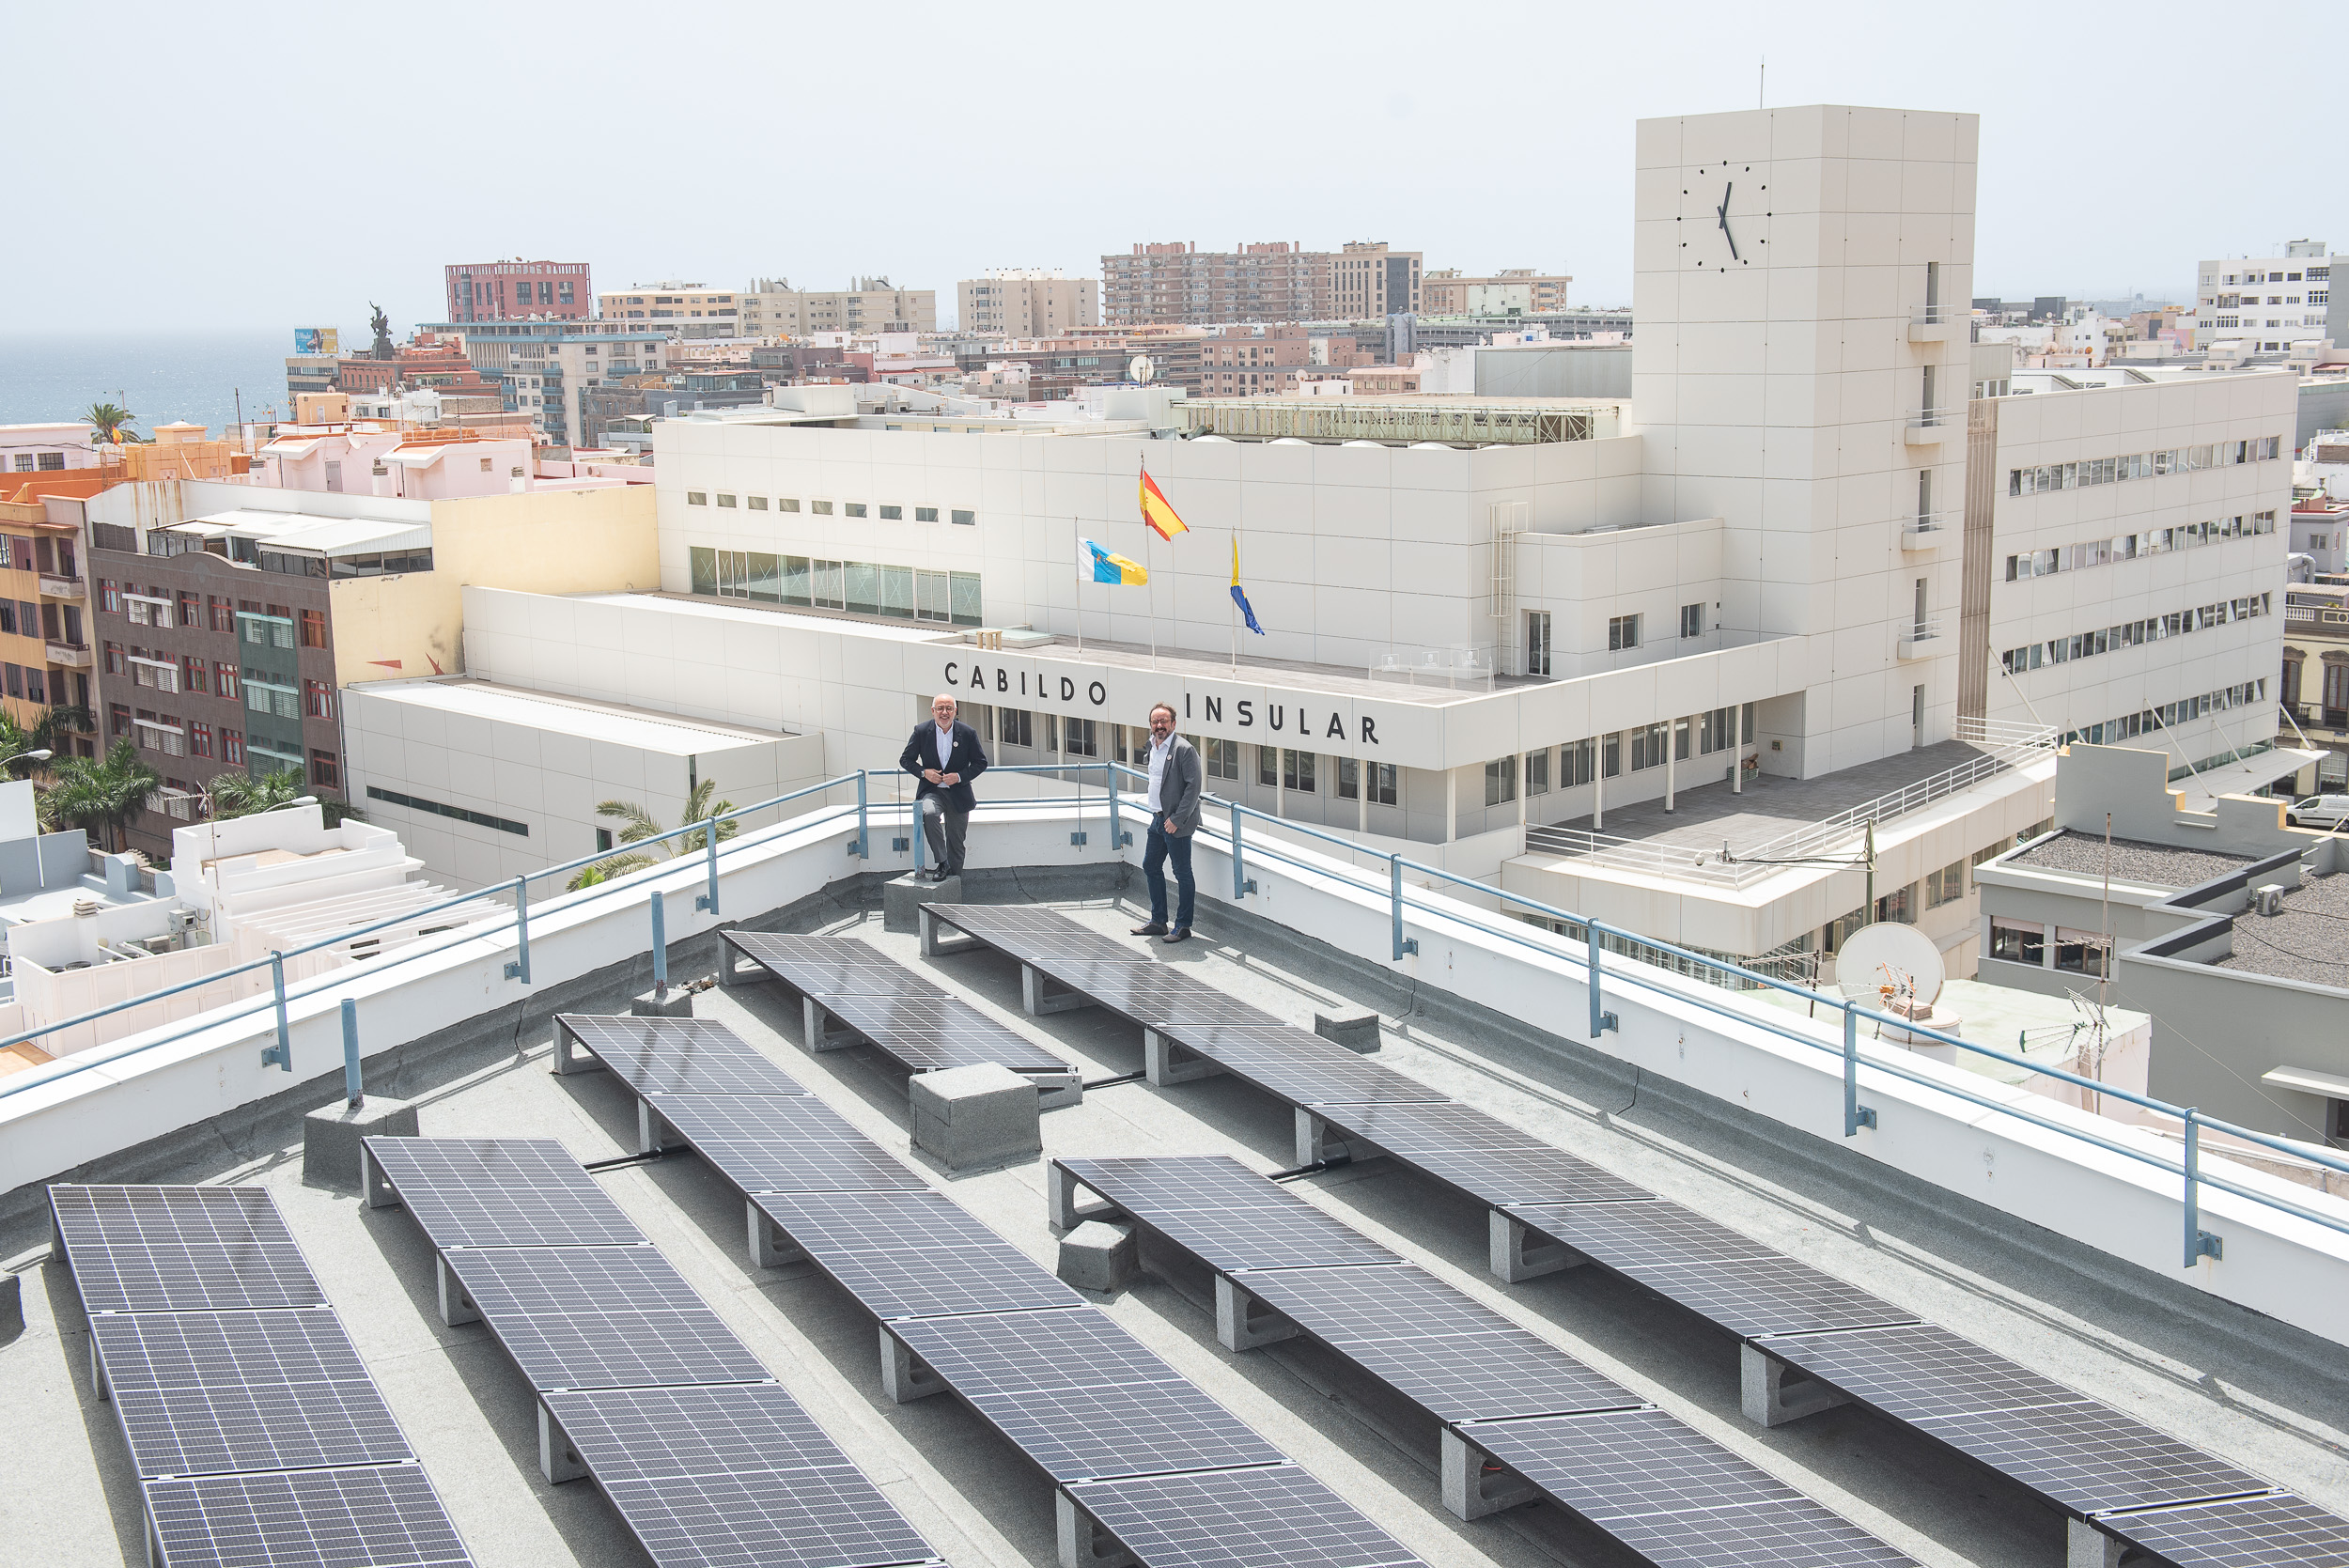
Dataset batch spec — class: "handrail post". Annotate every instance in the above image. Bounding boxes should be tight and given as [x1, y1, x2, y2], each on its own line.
[1107, 762, 1124, 850]
[504, 877, 531, 984]
[1586, 921, 1616, 1036]
[1390, 854, 1417, 960]
[650, 890, 668, 989]
[263, 950, 292, 1071]
[1843, 1003, 1876, 1134]
[1229, 800, 1254, 898]
[340, 997, 363, 1110]
[697, 828, 719, 914]
[854, 770, 870, 859]
[2183, 1110, 2223, 1265]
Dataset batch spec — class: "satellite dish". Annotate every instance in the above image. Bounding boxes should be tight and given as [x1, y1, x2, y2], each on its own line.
[1834, 922, 1945, 1008]
[1129, 354, 1156, 383]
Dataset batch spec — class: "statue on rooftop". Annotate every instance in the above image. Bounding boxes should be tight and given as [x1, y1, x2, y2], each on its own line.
[369, 303, 395, 359]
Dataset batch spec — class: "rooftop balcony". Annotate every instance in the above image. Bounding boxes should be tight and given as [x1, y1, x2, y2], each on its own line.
[1907, 303, 1962, 343]
[1896, 613, 1947, 659]
[1903, 407, 1957, 445]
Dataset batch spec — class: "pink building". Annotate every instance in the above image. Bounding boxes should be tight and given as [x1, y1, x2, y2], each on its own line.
[444, 259, 592, 322]
[254, 427, 539, 500]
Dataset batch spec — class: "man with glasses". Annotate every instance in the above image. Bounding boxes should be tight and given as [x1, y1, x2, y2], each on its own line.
[900, 693, 988, 881]
[1130, 702, 1202, 943]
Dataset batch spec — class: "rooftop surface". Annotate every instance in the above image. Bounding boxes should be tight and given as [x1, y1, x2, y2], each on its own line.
[2214, 868, 2349, 988]
[2009, 831, 2253, 885]
[8, 892, 2345, 1568]
[351, 677, 798, 752]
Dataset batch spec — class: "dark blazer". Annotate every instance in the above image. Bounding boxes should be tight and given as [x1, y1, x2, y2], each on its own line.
[900, 719, 989, 814]
[1148, 734, 1205, 834]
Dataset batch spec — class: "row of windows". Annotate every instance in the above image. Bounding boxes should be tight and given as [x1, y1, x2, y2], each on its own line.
[2004, 511, 2277, 580]
[102, 583, 329, 647]
[366, 784, 528, 836]
[686, 490, 977, 526]
[2, 663, 49, 703]
[2060, 678, 2268, 748]
[2008, 436, 2281, 496]
[2000, 593, 2273, 674]
[1486, 706, 1752, 804]
[0, 534, 70, 573]
[108, 702, 344, 790]
[689, 549, 982, 626]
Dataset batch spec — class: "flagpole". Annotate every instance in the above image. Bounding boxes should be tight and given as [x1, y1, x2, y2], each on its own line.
[1229, 532, 1238, 675]
[1075, 517, 1084, 656]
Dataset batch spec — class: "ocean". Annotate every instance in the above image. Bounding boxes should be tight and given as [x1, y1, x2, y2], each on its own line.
[0, 331, 310, 437]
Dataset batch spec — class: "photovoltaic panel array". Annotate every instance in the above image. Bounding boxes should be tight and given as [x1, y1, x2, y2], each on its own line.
[48, 1183, 474, 1568]
[551, 1007, 1426, 1568]
[2100, 1492, 2349, 1568]
[946, 904, 2346, 1561]
[1058, 1157, 1402, 1271]
[554, 1012, 805, 1096]
[359, 1136, 945, 1568]
[725, 930, 1073, 1077]
[1055, 1155, 1918, 1568]
[1064, 1466, 1431, 1568]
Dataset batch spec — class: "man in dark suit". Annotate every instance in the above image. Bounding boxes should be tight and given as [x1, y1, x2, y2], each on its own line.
[900, 693, 988, 880]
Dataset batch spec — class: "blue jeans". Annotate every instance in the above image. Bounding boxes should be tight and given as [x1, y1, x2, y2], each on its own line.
[1144, 813, 1195, 929]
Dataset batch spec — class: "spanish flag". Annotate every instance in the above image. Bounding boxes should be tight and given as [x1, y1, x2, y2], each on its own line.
[1139, 465, 1188, 541]
[1080, 538, 1147, 585]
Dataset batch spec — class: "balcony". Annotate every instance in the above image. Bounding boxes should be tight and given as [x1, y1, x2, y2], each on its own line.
[1896, 616, 1946, 660]
[38, 575, 83, 600]
[1903, 408, 1956, 445]
[1899, 509, 1960, 551]
[1907, 303, 1961, 343]
[46, 642, 91, 668]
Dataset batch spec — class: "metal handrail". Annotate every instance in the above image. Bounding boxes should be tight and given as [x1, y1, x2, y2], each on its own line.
[7, 757, 2344, 1268]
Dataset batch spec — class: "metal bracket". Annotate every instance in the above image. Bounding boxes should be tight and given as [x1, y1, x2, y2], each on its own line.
[694, 894, 715, 911]
[1399, 938, 1420, 955]
[1594, 1010, 1618, 1033]
[1850, 1105, 1879, 1129]
[260, 1038, 291, 1070]
[892, 836, 910, 851]
[1070, 830, 1088, 846]
[1238, 878, 1258, 895]
[503, 959, 524, 979]
[2192, 1230, 2222, 1261]
[1118, 831, 1133, 847]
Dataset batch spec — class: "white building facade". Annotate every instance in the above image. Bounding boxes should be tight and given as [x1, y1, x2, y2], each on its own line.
[2193, 241, 2341, 352]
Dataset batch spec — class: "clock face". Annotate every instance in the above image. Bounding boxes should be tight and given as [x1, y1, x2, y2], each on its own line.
[1678, 160, 1772, 272]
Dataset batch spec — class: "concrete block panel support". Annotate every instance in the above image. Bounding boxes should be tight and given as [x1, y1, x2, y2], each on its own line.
[2066, 1518, 2126, 1568]
[1489, 1209, 1579, 1282]
[537, 1401, 587, 1484]
[303, 1098, 418, 1188]
[1441, 1428, 1539, 1520]
[1294, 1108, 1382, 1167]
[1057, 1221, 1138, 1293]
[1056, 1490, 1139, 1568]
[1740, 1341, 1852, 1426]
[0, 1271, 21, 1341]
[1047, 1162, 1117, 1232]
[747, 1202, 808, 1269]
[1315, 1007, 1381, 1052]
[1215, 1275, 1299, 1351]
[630, 986, 693, 1018]
[879, 1327, 946, 1403]
[884, 871, 958, 933]
[435, 1255, 479, 1327]
[802, 998, 856, 1052]
[1143, 1028, 1225, 1086]
[910, 1062, 1041, 1171]
[1021, 961, 1093, 1017]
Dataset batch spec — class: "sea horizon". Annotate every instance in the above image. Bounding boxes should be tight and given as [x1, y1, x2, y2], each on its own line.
[0, 328, 332, 438]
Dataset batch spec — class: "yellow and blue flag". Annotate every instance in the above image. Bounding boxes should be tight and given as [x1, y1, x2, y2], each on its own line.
[1140, 466, 1189, 540]
[1080, 538, 1147, 585]
[1230, 537, 1265, 635]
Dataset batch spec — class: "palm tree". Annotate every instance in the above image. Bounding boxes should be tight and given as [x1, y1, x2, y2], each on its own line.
[567, 778, 738, 891]
[44, 738, 161, 851]
[85, 402, 136, 445]
[207, 766, 366, 827]
[0, 704, 92, 777]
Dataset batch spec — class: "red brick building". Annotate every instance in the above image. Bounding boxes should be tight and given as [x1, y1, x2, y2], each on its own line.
[444, 259, 591, 322]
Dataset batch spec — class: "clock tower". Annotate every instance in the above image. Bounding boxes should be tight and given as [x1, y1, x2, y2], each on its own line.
[1632, 105, 1978, 778]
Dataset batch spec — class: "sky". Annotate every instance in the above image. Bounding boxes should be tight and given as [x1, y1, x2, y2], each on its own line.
[5, 0, 2337, 339]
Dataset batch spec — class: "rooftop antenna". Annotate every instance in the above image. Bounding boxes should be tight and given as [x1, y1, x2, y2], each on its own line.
[1758, 57, 1766, 110]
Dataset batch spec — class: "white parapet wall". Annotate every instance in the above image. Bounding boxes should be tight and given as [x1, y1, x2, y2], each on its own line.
[0, 790, 2343, 1349]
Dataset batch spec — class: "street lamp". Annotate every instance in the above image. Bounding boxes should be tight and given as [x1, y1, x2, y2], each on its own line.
[2, 749, 52, 768]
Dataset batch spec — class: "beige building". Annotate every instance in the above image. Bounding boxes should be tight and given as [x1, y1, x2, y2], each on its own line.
[1103, 240, 1420, 326]
[957, 270, 1099, 338]
[1422, 269, 1574, 315]
[598, 283, 742, 337]
[738, 277, 938, 337]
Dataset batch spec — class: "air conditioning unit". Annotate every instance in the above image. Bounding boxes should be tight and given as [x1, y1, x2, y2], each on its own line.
[2254, 883, 2287, 916]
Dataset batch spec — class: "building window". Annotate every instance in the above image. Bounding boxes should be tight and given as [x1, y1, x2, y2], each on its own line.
[191, 722, 213, 758]
[299, 610, 326, 649]
[1065, 717, 1098, 758]
[1679, 602, 1704, 639]
[304, 679, 334, 719]
[915, 507, 939, 522]
[100, 579, 121, 613]
[1609, 613, 1641, 651]
[687, 491, 707, 505]
[1525, 610, 1551, 676]
[777, 498, 801, 512]
[998, 707, 1034, 749]
[1283, 750, 1315, 793]
[1875, 883, 1914, 924]
[210, 596, 233, 633]
[182, 656, 207, 693]
[1926, 859, 1967, 907]
[1257, 744, 1278, 787]
[879, 505, 903, 520]
[109, 702, 130, 737]
[309, 749, 339, 790]
[1990, 918, 2045, 966]
[23, 668, 42, 705]
[845, 503, 868, 519]
[1199, 736, 1238, 781]
[215, 662, 240, 700]
[1628, 722, 1667, 770]
[717, 494, 737, 508]
[812, 500, 834, 515]
[103, 641, 125, 675]
[952, 510, 975, 526]
[223, 728, 244, 765]
[1483, 756, 1516, 806]
[178, 591, 200, 628]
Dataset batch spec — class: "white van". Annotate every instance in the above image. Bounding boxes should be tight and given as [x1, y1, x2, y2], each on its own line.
[2287, 795, 2349, 830]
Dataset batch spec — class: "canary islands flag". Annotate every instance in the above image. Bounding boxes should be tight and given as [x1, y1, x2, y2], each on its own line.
[1230, 537, 1266, 635]
[1139, 466, 1189, 541]
[1080, 538, 1147, 585]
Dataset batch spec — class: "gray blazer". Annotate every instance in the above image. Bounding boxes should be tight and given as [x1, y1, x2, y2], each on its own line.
[1147, 734, 1205, 833]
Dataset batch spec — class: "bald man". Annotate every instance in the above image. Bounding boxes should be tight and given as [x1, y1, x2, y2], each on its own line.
[899, 693, 988, 880]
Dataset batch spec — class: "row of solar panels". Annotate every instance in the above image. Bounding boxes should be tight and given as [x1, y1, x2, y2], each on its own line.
[551, 1007, 1437, 1568]
[358, 1134, 950, 1568]
[48, 1184, 476, 1568]
[920, 900, 2349, 1568]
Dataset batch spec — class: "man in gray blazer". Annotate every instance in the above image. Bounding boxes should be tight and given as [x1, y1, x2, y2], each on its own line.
[1131, 701, 1204, 943]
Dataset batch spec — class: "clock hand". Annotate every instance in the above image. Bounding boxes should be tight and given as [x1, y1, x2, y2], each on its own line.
[1717, 181, 1739, 262]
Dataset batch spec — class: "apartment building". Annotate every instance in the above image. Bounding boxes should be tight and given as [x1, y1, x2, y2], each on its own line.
[0, 498, 93, 732]
[1197, 328, 1315, 396]
[0, 424, 97, 474]
[444, 259, 591, 323]
[418, 320, 670, 448]
[956, 270, 1098, 338]
[735, 278, 938, 337]
[1421, 269, 1573, 315]
[596, 283, 741, 338]
[1102, 241, 1421, 326]
[2194, 241, 2341, 351]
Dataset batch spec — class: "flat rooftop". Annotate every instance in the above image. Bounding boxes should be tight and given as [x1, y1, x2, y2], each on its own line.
[2009, 831, 2252, 886]
[8, 893, 2345, 1568]
[2214, 868, 2349, 987]
[350, 676, 798, 752]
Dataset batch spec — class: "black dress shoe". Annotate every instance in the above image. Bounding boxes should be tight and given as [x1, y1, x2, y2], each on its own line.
[1161, 927, 1192, 944]
[1130, 922, 1168, 937]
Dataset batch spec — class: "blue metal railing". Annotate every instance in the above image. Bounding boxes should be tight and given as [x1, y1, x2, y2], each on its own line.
[4, 756, 2344, 1270]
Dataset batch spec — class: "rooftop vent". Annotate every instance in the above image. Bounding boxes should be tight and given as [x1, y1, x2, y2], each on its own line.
[2254, 883, 2288, 916]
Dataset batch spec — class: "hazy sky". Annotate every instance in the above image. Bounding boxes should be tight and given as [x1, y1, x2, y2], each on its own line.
[8, 0, 2335, 338]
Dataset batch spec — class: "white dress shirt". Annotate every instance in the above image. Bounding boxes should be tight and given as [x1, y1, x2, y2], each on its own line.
[1146, 734, 1173, 812]
[933, 722, 955, 771]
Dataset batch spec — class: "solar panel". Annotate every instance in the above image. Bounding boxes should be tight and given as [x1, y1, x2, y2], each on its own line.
[1065, 1464, 1428, 1568]
[890, 1307, 1285, 1483]
[543, 1386, 943, 1568]
[1058, 1157, 1401, 1270]
[555, 1013, 803, 1096]
[1461, 1409, 1917, 1567]
[1150, 1024, 1449, 1108]
[1505, 1199, 1918, 1338]
[439, 1246, 769, 1391]
[812, 990, 1072, 1075]
[2108, 1492, 2349, 1568]
[753, 1191, 1081, 1322]
[143, 1464, 474, 1568]
[363, 1139, 645, 1250]
[1306, 1101, 1651, 1204]
[1759, 1323, 2268, 1514]
[51, 1186, 324, 1314]
[725, 933, 919, 995]
[925, 904, 1142, 963]
[652, 1095, 931, 1196]
[1067, 967, 1279, 1028]
[1230, 1265, 1640, 1421]
[93, 1309, 412, 1480]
